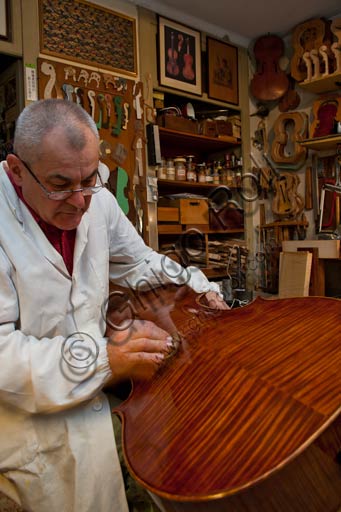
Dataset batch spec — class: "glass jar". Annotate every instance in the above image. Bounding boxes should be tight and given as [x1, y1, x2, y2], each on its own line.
[197, 163, 206, 183]
[157, 157, 167, 180]
[186, 155, 196, 182]
[174, 157, 187, 181]
[205, 163, 213, 183]
[166, 158, 175, 180]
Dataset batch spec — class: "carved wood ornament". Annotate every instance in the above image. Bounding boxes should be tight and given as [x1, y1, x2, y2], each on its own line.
[270, 112, 308, 168]
[291, 18, 331, 82]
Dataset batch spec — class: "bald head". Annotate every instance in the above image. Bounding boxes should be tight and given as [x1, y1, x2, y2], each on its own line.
[13, 99, 99, 165]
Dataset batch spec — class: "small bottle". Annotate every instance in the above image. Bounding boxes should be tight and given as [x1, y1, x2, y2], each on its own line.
[197, 163, 206, 183]
[186, 155, 196, 182]
[213, 161, 222, 184]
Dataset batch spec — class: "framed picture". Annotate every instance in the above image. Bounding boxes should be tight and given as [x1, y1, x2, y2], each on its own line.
[207, 37, 239, 105]
[158, 16, 202, 96]
[0, 0, 10, 40]
[39, 0, 137, 76]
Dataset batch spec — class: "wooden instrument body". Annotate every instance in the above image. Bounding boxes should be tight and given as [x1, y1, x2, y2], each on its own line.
[270, 112, 308, 168]
[271, 172, 304, 219]
[112, 287, 341, 512]
[250, 34, 289, 101]
[291, 18, 330, 82]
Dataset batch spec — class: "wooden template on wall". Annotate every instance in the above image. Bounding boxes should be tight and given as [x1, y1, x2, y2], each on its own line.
[158, 16, 202, 96]
[39, 0, 137, 76]
[207, 36, 239, 105]
[37, 57, 147, 224]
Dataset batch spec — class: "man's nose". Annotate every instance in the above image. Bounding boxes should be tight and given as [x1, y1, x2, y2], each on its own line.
[66, 190, 87, 208]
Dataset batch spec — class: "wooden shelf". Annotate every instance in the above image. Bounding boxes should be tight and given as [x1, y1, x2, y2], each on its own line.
[299, 134, 341, 151]
[157, 179, 238, 191]
[259, 220, 309, 229]
[158, 226, 244, 235]
[202, 267, 229, 278]
[298, 72, 341, 94]
[158, 127, 240, 156]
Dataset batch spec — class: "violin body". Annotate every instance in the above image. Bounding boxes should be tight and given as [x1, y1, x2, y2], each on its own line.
[167, 32, 179, 77]
[182, 37, 195, 81]
[112, 286, 341, 512]
[250, 34, 289, 101]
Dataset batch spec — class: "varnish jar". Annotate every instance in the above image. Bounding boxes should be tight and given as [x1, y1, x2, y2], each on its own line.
[197, 164, 206, 183]
[186, 155, 196, 182]
[157, 157, 167, 180]
[174, 157, 187, 181]
[166, 158, 175, 180]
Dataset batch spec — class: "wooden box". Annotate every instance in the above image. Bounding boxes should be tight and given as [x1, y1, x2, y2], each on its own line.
[158, 198, 209, 225]
[200, 120, 217, 137]
[216, 120, 233, 136]
[157, 114, 198, 134]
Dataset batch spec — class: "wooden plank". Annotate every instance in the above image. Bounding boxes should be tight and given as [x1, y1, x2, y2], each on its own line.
[282, 240, 340, 259]
[278, 251, 312, 298]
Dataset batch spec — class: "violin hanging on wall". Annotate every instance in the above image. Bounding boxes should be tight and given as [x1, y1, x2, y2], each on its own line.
[250, 34, 289, 101]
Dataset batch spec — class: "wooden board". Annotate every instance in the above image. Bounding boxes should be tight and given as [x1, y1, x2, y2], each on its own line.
[282, 240, 340, 259]
[278, 251, 312, 298]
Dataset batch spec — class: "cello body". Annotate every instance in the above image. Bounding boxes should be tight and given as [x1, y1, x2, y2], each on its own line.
[112, 286, 341, 512]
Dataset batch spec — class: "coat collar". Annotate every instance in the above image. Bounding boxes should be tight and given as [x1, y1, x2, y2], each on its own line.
[0, 162, 90, 276]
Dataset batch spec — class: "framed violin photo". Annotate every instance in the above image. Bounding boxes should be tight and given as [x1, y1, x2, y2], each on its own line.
[207, 37, 239, 105]
[158, 16, 202, 96]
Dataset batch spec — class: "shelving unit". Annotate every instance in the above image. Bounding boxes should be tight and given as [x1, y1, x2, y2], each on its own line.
[154, 91, 246, 281]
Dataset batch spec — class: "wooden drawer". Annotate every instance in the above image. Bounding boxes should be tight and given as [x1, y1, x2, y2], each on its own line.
[180, 198, 208, 224]
[157, 207, 179, 222]
[158, 198, 209, 225]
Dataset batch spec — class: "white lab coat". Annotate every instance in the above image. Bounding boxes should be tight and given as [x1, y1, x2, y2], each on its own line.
[0, 163, 219, 512]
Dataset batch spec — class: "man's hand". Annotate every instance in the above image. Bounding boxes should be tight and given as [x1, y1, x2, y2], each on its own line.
[106, 320, 173, 384]
[205, 291, 230, 310]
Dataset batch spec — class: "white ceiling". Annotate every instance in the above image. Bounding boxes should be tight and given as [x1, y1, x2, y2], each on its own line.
[132, 0, 341, 46]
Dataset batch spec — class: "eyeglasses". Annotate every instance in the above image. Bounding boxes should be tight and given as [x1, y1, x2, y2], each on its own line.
[15, 155, 104, 201]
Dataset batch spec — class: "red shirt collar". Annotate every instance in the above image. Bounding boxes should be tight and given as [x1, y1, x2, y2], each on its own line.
[6, 169, 76, 274]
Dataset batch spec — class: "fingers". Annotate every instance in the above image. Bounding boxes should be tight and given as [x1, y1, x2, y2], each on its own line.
[109, 319, 171, 346]
[205, 291, 230, 310]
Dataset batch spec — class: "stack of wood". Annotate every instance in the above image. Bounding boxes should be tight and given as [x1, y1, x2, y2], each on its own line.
[159, 239, 248, 285]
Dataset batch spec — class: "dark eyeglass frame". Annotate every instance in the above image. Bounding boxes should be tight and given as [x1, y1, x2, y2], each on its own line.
[14, 154, 104, 201]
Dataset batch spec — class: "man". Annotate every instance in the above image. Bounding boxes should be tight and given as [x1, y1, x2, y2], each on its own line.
[0, 99, 226, 512]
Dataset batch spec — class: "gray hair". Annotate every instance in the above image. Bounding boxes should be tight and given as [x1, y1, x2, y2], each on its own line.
[13, 99, 99, 164]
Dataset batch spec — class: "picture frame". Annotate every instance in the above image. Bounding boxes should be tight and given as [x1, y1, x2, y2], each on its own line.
[0, 0, 10, 40]
[207, 37, 239, 105]
[38, 0, 137, 76]
[158, 16, 202, 96]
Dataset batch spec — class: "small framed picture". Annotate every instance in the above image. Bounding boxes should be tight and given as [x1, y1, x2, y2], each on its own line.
[158, 16, 202, 96]
[207, 37, 239, 105]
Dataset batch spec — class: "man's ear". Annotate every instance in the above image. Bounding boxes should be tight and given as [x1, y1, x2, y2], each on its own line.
[6, 154, 24, 186]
